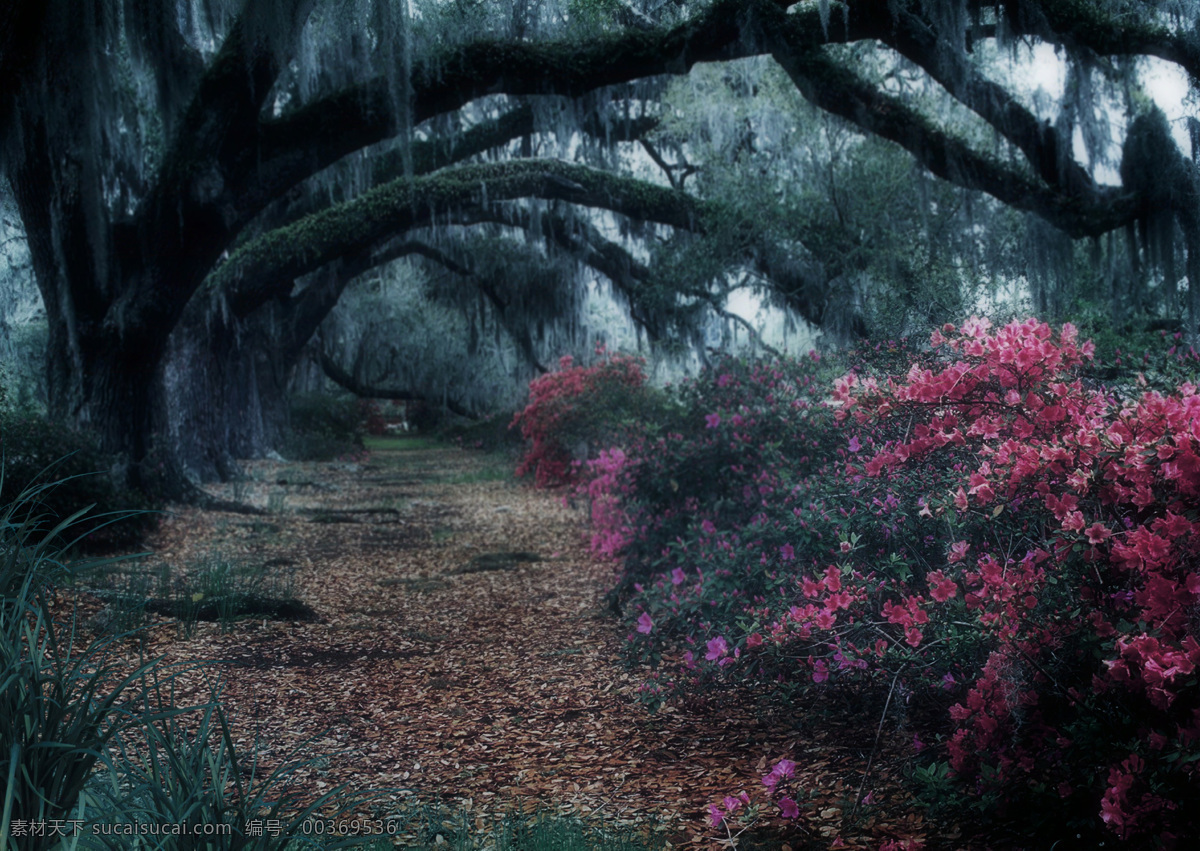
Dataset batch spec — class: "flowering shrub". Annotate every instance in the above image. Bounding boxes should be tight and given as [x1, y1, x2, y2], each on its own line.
[831, 317, 1200, 842]
[510, 351, 651, 488]
[524, 320, 1199, 846]
[597, 354, 840, 602]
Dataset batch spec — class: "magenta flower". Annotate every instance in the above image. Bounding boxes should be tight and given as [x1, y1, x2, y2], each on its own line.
[671, 567, 686, 585]
[706, 636, 729, 661]
[764, 757, 797, 790]
[707, 803, 724, 827]
[636, 612, 654, 634]
[1085, 522, 1112, 544]
[778, 797, 800, 818]
[780, 543, 795, 560]
[705, 412, 721, 429]
[848, 436, 861, 452]
[947, 540, 970, 563]
[773, 758, 796, 778]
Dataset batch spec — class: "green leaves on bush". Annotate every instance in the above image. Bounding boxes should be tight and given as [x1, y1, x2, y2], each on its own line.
[281, 393, 367, 461]
[0, 412, 156, 552]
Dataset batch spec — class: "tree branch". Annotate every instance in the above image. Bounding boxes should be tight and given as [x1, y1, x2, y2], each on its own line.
[766, 29, 1139, 238]
[395, 239, 550, 374]
[117, 0, 317, 343]
[1001, 0, 1200, 82]
[250, 103, 659, 244]
[863, 0, 1094, 195]
[243, 0, 805, 213]
[214, 159, 708, 318]
[318, 350, 480, 419]
[717, 308, 786, 358]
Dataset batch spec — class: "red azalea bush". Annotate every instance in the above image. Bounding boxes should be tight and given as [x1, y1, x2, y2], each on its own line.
[358, 399, 387, 436]
[520, 320, 1199, 845]
[510, 350, 650, 488]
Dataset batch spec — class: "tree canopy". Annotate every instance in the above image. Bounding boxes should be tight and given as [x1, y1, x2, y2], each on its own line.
[1, 0, 1198, 488]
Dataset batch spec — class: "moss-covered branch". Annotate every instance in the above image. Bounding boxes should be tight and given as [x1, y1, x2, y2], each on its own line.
[1003, 0, 1200, 81]
[214, 158, 707, 318]
[244, 0, 813, 211]
[250, 104, 659, 247]
[859, 0, 1092, 195]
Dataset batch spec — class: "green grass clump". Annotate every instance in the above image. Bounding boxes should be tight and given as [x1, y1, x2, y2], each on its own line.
[362, 435, 442, 452]
[366, 800, 668, 850]
[1, 480, 157, 846]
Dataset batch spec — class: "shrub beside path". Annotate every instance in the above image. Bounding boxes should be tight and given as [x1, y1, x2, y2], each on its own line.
[123, 441, 961, 849]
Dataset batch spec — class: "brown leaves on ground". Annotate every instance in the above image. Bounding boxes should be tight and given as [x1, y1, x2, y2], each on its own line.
[82, 442, 970, 850]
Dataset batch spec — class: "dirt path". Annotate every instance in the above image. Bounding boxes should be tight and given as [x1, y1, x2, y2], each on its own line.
[123, 441, 948, 850]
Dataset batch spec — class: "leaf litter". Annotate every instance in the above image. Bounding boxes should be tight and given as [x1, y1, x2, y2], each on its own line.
[82, 442, 975, 849]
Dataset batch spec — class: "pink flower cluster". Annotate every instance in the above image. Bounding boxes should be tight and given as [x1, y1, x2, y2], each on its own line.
[838, 318, 1200, 840]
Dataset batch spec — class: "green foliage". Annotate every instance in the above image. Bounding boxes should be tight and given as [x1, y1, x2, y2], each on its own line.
[910, 760, 965, 821]
[78, 550, 308, 638]
[1, 481, 158, 849]
[0, 411, 157, 552]
[89, 680, 368, 851]
[566, 0, 625, 31]
[1070, 302, 1200, 393]
[163, 551, 301, 636]
[375, 800, 667, 851]
[439, 412, 525, 454]
[282, 393, 365, 461]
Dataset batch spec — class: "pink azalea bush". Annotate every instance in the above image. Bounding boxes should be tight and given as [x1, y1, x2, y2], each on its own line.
[516, 321, 1200, 845]
[594, 354, 839, 604]
[829, 318, 1199, 843]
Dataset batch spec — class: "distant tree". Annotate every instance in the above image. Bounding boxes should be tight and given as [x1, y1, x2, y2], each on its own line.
[1, 0, 1196, 492]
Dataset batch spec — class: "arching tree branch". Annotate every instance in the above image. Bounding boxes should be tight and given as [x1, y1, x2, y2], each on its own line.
[318, 350, 480, 419]
[251, 103, 660, 244]
[214, 159, 707, 318]
[766, 34, 1139, 239]
[245, 0, 809, 209]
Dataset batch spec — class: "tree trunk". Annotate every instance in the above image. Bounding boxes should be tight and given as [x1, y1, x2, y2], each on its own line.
[162, 305, 296, 483]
